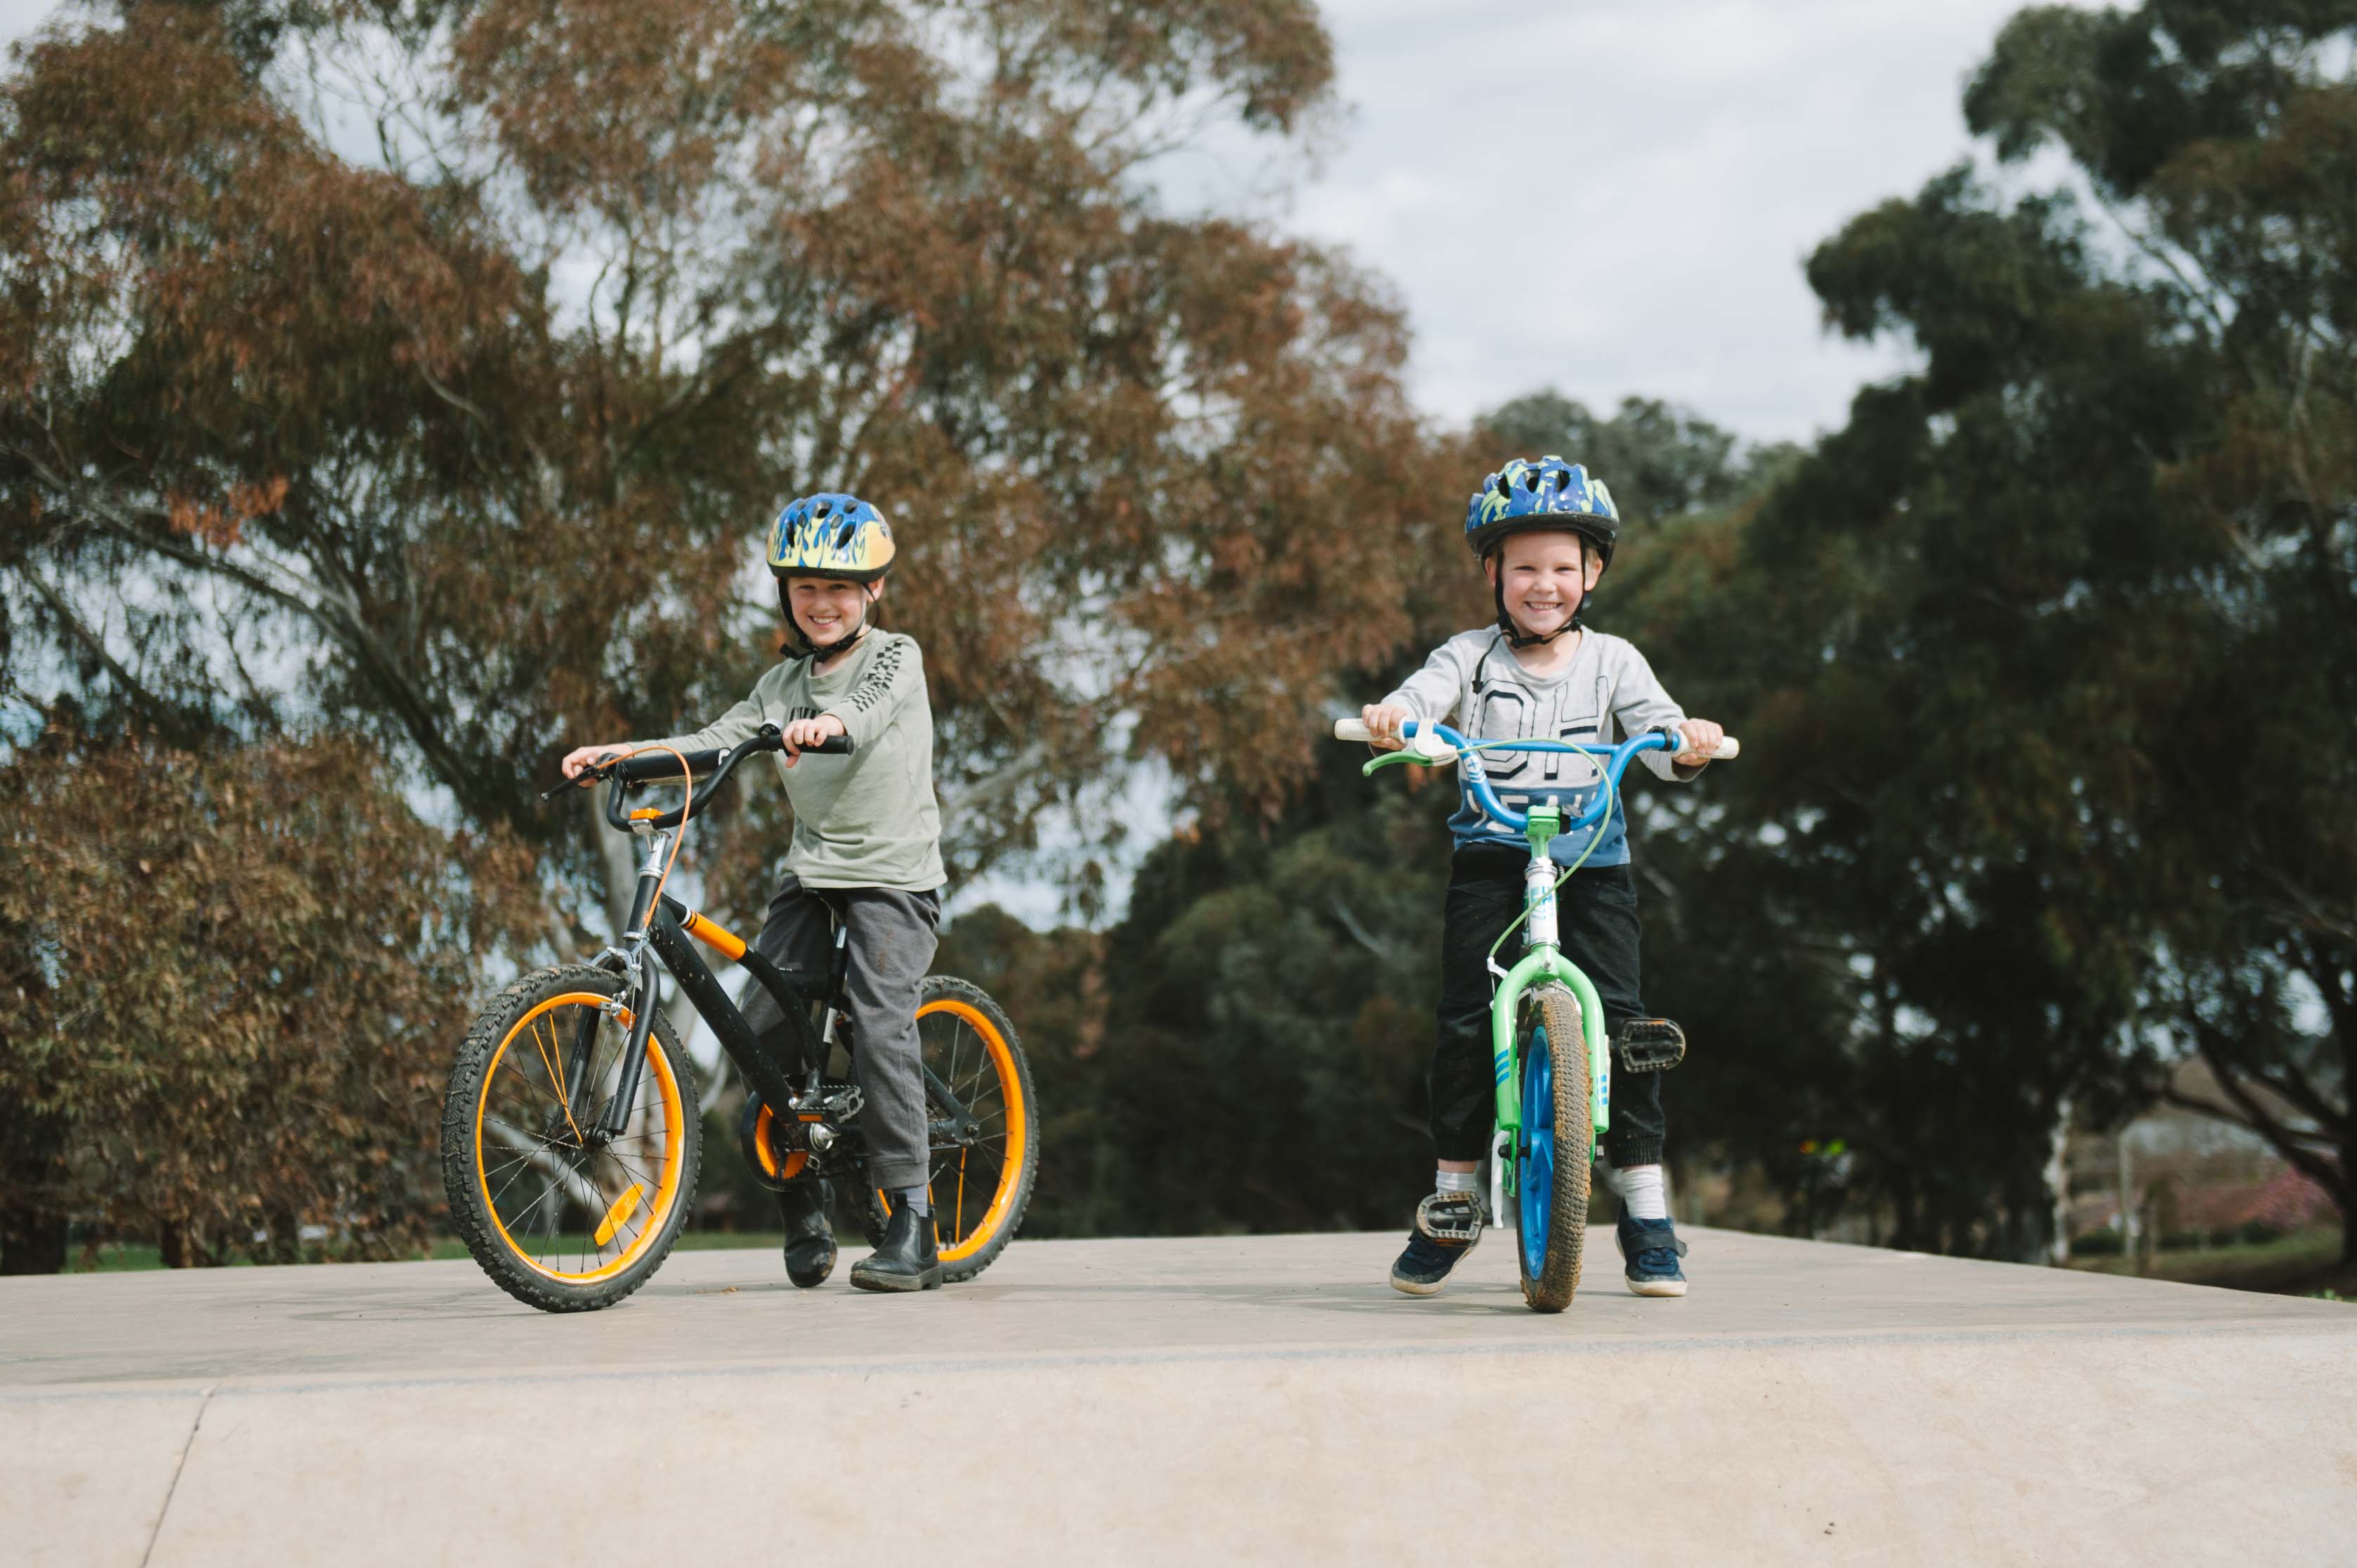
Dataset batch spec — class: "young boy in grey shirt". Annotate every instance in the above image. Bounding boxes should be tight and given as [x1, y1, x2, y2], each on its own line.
[563, 492, 948, 1292]
[1361, 457, 1724, 1298]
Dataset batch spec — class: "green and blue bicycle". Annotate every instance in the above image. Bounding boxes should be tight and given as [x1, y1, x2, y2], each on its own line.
[1334, 716, 1738, 1311]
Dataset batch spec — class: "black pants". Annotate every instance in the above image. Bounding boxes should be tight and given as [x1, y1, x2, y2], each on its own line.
[737, 872, 941, 1192]
[1429, 850, 1664, 1168]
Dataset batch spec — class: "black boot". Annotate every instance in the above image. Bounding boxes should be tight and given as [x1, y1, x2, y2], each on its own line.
[848, 1201, 941, 1293]
[777, 1179, 836, 1289]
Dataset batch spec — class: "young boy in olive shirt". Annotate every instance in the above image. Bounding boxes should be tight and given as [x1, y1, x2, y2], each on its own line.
[563, 492, 947, 1292]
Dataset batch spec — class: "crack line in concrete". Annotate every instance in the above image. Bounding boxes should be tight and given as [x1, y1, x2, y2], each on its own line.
[138, 1381, 214, 1568]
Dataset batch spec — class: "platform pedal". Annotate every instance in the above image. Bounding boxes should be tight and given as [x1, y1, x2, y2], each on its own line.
[1414, 1191, 1485, 1245]
[1615, 1017, 1687, 1074]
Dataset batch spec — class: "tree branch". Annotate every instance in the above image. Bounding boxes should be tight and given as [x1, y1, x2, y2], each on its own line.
[21, 452, 481, 808]
[2171, 1053, 2346, 1203]
[13, 564, 202, 741]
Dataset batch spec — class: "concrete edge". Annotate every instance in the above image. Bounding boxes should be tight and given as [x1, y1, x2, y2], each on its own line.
[7, 1312, 2350, 1407]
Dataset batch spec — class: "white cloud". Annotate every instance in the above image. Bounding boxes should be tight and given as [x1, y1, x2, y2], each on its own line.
[1275, 0, 2080, 444]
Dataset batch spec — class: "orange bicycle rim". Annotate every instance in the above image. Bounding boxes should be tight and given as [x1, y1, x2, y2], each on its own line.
[921, 997, 1028, 1263]
[473, 993, 685, 1284]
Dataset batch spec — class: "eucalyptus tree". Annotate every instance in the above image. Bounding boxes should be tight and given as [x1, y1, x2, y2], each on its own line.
[1701, 0, 2357, 1256]
[0, 0, 1450, 913]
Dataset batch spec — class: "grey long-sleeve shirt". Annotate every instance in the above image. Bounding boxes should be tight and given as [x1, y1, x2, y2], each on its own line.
[1379, 627, 1697, 867]
[648, 630, 946, 892]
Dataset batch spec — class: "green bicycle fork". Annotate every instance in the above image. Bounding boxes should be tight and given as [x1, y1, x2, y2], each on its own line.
[1489, 803, 1610, 1198]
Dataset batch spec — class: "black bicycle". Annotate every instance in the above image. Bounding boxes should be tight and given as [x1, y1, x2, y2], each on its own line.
[440, 723, 1037, 1312]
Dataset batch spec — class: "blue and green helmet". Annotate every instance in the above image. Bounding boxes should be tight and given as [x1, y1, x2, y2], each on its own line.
[1463, 456, 1620, 567]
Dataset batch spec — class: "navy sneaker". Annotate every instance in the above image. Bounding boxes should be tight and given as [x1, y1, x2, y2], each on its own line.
[1615, 1213, 1688, 1298]
[1389, 1191, 1484, 1296]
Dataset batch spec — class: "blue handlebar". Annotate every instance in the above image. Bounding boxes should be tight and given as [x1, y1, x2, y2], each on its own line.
[1394, 720, 1680, 835]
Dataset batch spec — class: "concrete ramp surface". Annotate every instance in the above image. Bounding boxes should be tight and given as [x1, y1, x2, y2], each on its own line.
[4, 1227, 2352, 1565]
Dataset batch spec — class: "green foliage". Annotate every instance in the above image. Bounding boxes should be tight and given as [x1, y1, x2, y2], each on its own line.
[934, 747, 1455, 1236]
[0, 726, 542, 1271]
[1662, 0, 2356, 1257]
[1478, 390, 1797, 525]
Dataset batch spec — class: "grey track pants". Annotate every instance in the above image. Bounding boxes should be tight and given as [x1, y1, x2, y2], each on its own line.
[736, 871, 941, 1192]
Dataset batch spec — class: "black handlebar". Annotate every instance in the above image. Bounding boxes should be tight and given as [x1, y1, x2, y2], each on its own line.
[612, 746, 728, 783]
[572, 723, 852, 832]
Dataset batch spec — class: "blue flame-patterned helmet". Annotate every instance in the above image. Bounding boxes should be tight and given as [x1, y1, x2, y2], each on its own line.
[767, 492, 896, 582]
[1462, 456, 1620, 567]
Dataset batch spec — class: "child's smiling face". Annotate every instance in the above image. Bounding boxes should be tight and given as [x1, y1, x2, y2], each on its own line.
[786, 574, 879, 646]
[1487, 529, 1601, 640]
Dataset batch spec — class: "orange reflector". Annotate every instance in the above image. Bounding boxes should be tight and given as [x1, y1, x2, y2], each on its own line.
[752, 1107, 806, 1182]
[592, 1182, 646, 1246]
[629, 807, 662, 822]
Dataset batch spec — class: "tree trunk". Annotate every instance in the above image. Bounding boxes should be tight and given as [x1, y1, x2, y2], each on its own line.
[2115, 1133, 2139, 1268]
[595, 798, 642, 940]
[0, 1114, 72, 1273]
[2044, 1095, 2072, 1266]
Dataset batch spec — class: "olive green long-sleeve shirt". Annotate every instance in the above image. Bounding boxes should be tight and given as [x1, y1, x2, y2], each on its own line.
[650, 630, 946, 892]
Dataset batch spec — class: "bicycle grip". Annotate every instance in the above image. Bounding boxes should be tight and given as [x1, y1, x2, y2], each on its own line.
[1334, 718, 1374, 743]
[1710, 737, 1741, 760]
[612, 747, 724, 783]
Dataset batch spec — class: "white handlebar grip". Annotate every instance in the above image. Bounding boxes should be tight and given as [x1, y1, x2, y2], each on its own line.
[1712, 737, 1741, 760]
[1334, 718, 1374, 743]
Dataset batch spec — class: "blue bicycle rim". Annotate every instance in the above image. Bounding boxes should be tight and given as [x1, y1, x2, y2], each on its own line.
[1518, 1023, 1554, 1282]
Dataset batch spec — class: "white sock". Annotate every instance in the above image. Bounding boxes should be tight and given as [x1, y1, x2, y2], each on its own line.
[1434, 1169, 1478, 1196]
[1604, 1162, 1668, 1221]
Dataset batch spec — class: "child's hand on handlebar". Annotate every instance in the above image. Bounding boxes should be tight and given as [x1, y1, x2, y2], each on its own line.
[560, 744, 626, 780]
[1359, 703, 1413, 751]
[1672, 718, 1725, 767]
[780, 713, 846, 765]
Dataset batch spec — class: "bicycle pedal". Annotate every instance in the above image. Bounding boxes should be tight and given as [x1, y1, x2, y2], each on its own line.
[1414, 1192, 1484, 1245]
[1614, 1017, 1686, 1074]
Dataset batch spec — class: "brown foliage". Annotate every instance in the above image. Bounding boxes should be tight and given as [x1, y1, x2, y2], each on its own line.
[0, 0, 1455, 909]
[0, 727, 542, 1268]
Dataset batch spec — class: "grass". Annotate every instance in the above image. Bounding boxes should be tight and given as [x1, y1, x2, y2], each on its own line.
[2067, 1227, 2356, 1299]
[63, 1228, 796, 1273]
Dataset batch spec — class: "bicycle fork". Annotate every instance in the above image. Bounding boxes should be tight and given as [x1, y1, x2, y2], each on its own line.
[556, 829, 672, 1147]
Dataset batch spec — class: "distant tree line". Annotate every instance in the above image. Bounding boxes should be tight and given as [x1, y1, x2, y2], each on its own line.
[4, 1, 2349, 1268]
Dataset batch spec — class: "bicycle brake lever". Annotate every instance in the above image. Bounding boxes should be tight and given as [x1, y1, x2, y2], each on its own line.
[541, 763, 619, 800]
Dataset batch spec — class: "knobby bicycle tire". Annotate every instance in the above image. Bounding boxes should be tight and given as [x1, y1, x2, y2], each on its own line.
[851, 975, 1038, 1284]
[441, 963, 702, 1312]
[1518, 983, 1592, 1312]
